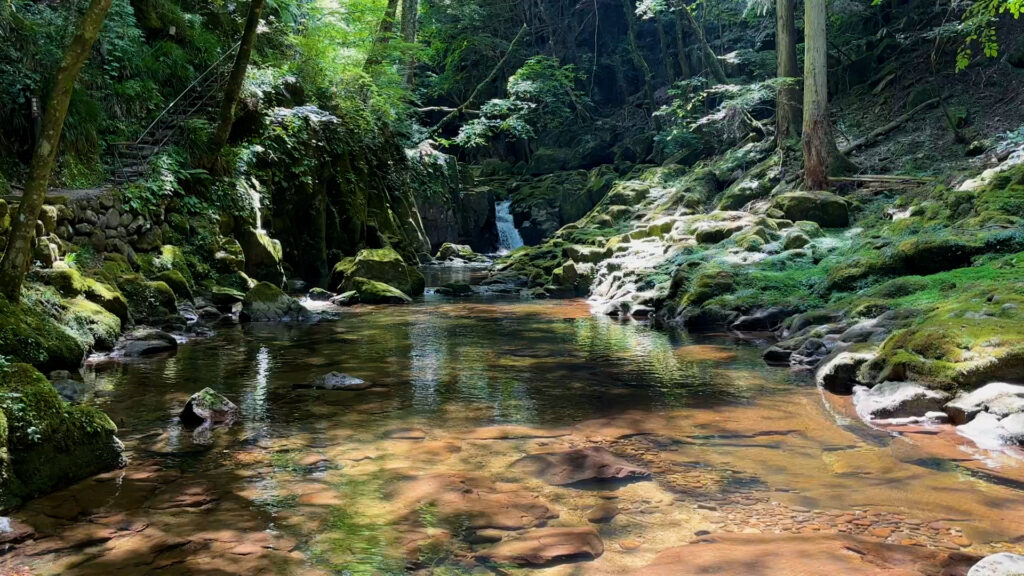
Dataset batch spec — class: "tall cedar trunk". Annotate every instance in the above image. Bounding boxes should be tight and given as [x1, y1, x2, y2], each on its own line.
[621, 0, 661, 131]
[802, 0, 844, 188]
[363, 0, 400, 71]
[400, 0, 419, 86]
[776, 0, 801, 145]
[209, 0, 265, 156]
[656, 16, 675, 82]
[679, 1, 726, 83]
[0, 0, 113, 302]
[672, 7, 693, 80]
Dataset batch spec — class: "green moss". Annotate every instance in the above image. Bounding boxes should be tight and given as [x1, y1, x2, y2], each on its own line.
[0, 297, 85, 371]
[30, 267, 88, 297]
[330, 248, 425, 296]
[118, 274, 178, 321]
[0, 364, 122, 503]
[84, 278, 130, 322]
[137, 245, 196, 291]
[246, 281, 287, 303]
[62, 297, 122, 351]
[683, 268, 735, 307]
[155, 270, 194, 300]
[352, 277, 413, 304]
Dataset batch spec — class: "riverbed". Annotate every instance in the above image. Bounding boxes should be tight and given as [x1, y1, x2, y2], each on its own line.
[2, 275, 1023, 575]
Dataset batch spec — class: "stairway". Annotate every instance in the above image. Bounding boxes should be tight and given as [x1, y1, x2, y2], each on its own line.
[108, 43, 239, 185]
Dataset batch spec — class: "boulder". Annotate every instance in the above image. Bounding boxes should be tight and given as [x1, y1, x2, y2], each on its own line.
[330, 247, 425, 296]
[435, 282, 474, 297]
[210, 285, 246, 307]
[180, 388, 238, 427]
[114, 329, 178, 357]
[435, 242, 485, 262]
[730, 307, 792, 331]
[772, 191, 850, 228]
[564, 244, 612, 264]
[352, 277, 413, 304]
[118, 274, 178, 322]
[154, 270, 193, 300]
[239, 282, 312, 322]
[476, 527, 604, 566]
[586, 502, 619, 523]
[852, 382, 950, 420]
[944, 382, 1024, 424]
[307, 287, 334, 301]
[816, 351, 874, 394]
[957, 412, 1024, 450]
[511, 446, 651, 486]
[238, 227, 286, 287]
[969, 553, 1024, 576]
[0, 298, 87, 372]
[783, 229, 812, 250]
[694, 221, 745, 244]
[297, 372, 372, 391]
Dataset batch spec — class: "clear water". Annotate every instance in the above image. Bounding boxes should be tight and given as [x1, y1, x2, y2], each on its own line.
[4, 280, 1023, 575]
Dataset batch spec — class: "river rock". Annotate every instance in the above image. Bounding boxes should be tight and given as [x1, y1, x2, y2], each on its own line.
[298, 372, 371, 391]
[816, 351, 874, 394]
[330, 247, 425, 296]
[476, 527, 604, 566]
[969, 553, 1024, 576]
[435, 282, 474, 297]
[180, 388, 237, 427]
[730, 307, 792, 331]
[435, 242, 485, 262]
[511, 446, 651, 486]
[957, 412, 1024, 450]
[238, 227, 286, 287]
[352, 277, 413, 304]
[114, 329, 178, 357]
[586, 502, 619, 523]
[239, 282, 312, 322]
[944, 382, 1024, 425]
[853, 382, 950, 420]
[307, 287, 334, 301]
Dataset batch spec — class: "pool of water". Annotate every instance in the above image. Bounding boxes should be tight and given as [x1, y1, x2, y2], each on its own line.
[3, 281, 1023, 575]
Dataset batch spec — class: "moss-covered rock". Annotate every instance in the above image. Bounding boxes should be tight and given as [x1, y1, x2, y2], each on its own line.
[137, 245, 196, 291]
[118, 274, 178, 322]
[83, 278, 130, 322]
[772, 191, 850, 228]
[330, 248, 425, 296]
[352, 277, 413, 304]
[240, 282, 312, 322]
[61, 297, 122, 351]
[0, 363, 123, 508]
[29, 266, 88, 297]
[210, 285, 247, 307]
[0, 297, 85, 371]
[238, 227, 286, 287]
[683, 268, 736, 307]
[155, 270, 194, 300]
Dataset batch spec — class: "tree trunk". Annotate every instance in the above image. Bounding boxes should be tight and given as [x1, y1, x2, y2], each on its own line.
[209, 0, 265, 157]
[400, 0, 419, 86]
[621, 0, 661, 130]
[775, 0, 801, 145]
[656, 16, 675, 83]
[672, 7, 693, 80]
[0, 0, 113, 302]
[679, 1, 726, 83]
[801, 0, 848, 189]
[363, 0, 400, 72]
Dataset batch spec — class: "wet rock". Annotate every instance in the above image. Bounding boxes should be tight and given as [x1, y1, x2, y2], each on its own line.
[351, 277, 413, 304]
[944, 383, 1024, 425]
[853, 382, 950, 420]
[816, 351, 874, 394]
[238, 227, 286, 287]
[731, 307, 793, 331]
[297, 372, 371, 391]
[330, 247, 425, 296]
[329, 290, 360, 306]
[435, 282, 474, 297]
[762, 345, 794, 365]
[210, 286, 246, 307]
[180, 388, 238, 427]
[307, 287, 334, 301]
[969, 553, 1024, 575]
[587, 502, 620, 523]
[476, 527, 604, 566]
[772, 191, 850, 228]
[435, 242, 486, 262]
[239, 282, 313, 322]
[512, 446, 651, 486]
[114, 329, 178, 357]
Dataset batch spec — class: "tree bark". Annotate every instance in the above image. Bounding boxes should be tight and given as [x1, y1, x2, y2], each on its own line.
[621, 0, 661, 130]
[672, 7, 693, 80]
[363, 0, 401, 72]
[801, 0, 847, 189]
[209, 0, 265, 157]
[775, 0, 801, 146]
[678, 1, 726, 83]
[400, 0, 419, 86]
[0, 0, 113, 302]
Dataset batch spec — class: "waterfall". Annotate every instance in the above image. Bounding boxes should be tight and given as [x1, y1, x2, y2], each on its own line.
[495, 200, 524, 253]
[248, 186, 264, 232]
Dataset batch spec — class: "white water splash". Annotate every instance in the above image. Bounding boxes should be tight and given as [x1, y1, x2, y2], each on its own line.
[495, 201, 524, 254]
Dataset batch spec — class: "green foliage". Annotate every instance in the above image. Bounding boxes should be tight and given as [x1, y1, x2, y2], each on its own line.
[955, 0, 1023, 71]
[456, 56, 587, 147]
[120, 149, 210, 216]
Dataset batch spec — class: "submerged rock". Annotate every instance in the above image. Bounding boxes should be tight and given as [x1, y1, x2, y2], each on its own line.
[512, 446, 651, 486]
[476, 526, 604, 566]
[435, 282, 474, 297]
[297, 372, 371, 391]
[853, 382, 949, 420]
[114, 329, 178, 358]
[180, 388, 238, 427]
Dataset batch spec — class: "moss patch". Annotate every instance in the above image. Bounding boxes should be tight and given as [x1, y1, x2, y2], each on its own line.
[0, 296, 85, 371]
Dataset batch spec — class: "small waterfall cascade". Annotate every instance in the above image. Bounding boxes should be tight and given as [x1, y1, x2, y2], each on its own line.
[495, 200, 524, 253]
[247, 185, 264, 232]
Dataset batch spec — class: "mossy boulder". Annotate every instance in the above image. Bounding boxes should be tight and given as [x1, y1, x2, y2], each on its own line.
[895, 236, 977, 275]
[0, 298, 85, 371]
[436, 243, 485, 262]
[783, 230, 812, 250]
[62, 297, 122, 351]
[772, 191, 850, 228]
[695, 222, 746, 244]
[240, 282, 312, 322]
[118, 274, 178, 322]
[682, 269, 736, 307]
[330, 248, 425, 296]
[29, 266, 88, 297]
[238, 227, 286, 287]
[83, 278, 129, 322]
[563, 244, 612, 264]
[137, 245, 196, 291]
[352, 277, 413, 304]
[154, 270, 194, 301]
[0, 363, 124, 509]
[210, 285, 247, 307]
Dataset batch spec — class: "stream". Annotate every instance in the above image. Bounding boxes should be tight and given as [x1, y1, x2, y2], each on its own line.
[2, 268, 1023, 575]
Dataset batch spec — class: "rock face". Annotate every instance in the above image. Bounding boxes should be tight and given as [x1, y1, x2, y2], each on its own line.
[512, 446, 652, 486]
[772, 191, 850, 228]
[853, 382, 950, 420]
[240, 282, 312, 322]
[330, 247, 426, 296]
[969, 553, 1024, 576]
[476, 527, 604, 566]
[238, 227, 286, 287]
[114, 329, 178, 358]
[180, 388, 238, 427]
[0, 364, 124, 510]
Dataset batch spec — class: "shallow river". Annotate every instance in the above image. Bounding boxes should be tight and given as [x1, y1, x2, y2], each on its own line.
[3, 272, 1023, 575]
